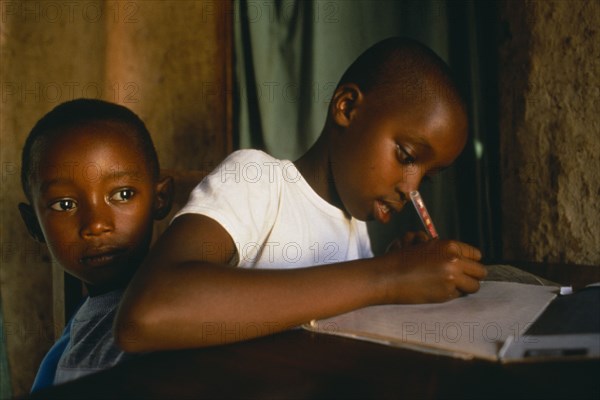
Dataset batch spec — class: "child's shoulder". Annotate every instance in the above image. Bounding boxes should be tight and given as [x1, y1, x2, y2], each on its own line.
[199, 149, 279, 191]
[217, 149, 295, 184]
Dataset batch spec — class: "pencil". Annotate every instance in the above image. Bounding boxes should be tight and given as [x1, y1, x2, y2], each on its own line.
[409, 190, 439, 239]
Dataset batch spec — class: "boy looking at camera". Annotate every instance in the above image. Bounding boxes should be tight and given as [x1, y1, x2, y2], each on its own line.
[20, 99, 172, 390]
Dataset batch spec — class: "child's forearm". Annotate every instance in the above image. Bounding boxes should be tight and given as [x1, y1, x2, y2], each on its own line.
[115, 256, 385, 351]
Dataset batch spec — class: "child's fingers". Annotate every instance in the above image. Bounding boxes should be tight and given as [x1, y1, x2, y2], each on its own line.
[443, 240, 482, 261]
[452, 259, 486, 295]
[460, 258, 487, 280]
[455, 273, 482, 294]
[415, 230, 429, 243]
[400, 232, 416, 247]
[400, 231, 429, 248]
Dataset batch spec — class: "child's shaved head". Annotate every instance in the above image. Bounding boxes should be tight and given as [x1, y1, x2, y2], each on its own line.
[337, 37, 466, 113]
[21, 99, 160, 202]
[310, 37, 469, 223]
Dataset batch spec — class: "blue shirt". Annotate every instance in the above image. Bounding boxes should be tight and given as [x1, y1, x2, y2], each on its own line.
[30, 317, 74, 392]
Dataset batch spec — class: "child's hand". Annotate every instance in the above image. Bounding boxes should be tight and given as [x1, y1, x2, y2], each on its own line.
[386, 231, 430, 252]
[381, 239, 486, 304]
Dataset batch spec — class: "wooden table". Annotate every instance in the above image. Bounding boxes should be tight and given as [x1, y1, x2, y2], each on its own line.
[29, 262, 600, 399]
[29, 328, 599, 399]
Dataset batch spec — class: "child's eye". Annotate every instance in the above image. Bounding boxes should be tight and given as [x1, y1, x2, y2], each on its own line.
[396, 145, 416, 165]
[50, 199, 77, 211]
[111, 189, 135, 202]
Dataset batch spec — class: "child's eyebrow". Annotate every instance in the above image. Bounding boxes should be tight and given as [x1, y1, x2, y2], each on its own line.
[40, 178, 71, 193]
[108, 170, 142, 180]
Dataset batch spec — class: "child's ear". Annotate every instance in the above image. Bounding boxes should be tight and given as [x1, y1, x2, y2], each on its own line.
[330, 83, 364, 128]
[153, 176, 174, 221]
[18, 203, 45, 243]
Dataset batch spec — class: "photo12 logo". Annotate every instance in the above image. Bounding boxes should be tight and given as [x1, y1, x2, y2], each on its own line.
[2, 82, 139, 104]
[1, 1, 139, 24]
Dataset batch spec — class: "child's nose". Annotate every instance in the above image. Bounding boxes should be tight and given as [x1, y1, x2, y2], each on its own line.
[80, 202, 114, 238]
[395, 165, 424, 195]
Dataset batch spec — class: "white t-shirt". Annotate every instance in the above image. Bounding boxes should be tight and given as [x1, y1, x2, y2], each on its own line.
[173, 149, 372, 269]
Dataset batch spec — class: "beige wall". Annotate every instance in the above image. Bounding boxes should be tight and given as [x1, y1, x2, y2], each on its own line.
[499, 0, 600, 265]
[0, 1, 231, 395]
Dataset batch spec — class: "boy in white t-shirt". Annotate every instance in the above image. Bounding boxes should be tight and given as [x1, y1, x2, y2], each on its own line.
[115, 37, 487, 351]
[170, 148, 373, 269]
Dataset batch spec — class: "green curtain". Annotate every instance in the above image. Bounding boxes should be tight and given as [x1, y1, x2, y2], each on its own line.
[234, 0, 501, 258]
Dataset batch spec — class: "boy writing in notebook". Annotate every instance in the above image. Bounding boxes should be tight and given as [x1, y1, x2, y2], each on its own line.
[115, 37, 486, 351]
[19, 99, 173, 390]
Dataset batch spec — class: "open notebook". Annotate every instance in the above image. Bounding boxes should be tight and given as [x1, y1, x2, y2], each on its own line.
[305, 276, 600, 362]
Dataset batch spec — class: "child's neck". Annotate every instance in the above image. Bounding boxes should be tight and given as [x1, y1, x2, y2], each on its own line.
[295, 133, 346, 216]
[85, 270, 135, 297]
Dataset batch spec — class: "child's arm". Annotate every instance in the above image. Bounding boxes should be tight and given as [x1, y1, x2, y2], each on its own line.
[115, 214, 485, 352]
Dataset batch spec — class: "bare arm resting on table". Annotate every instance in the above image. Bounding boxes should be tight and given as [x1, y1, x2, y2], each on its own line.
[114, 214, 486, 351]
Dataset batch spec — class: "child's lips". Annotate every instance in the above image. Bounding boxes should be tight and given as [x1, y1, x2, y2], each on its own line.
[374, 200, 393, 224]
[374, 198, 406, 224]
[81, 248, 126, 267]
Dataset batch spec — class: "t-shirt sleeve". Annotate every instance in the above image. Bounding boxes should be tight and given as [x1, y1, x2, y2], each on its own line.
[172, 150, 281, 263]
